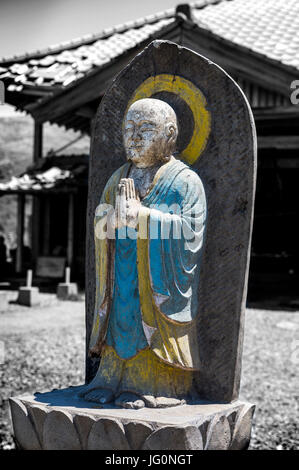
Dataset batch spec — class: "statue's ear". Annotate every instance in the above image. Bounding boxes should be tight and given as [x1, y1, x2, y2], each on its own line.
[166, 122, 178, 144]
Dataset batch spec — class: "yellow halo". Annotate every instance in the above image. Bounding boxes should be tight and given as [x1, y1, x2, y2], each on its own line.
[126, 74, 211, 165]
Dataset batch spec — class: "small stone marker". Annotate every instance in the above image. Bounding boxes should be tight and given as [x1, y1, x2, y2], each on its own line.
[56, 267, 78, 300]
[27, 269, 32, 287]
[17, 269, 40, 307]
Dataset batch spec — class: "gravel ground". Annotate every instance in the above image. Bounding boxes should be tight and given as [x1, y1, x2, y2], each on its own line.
[0, 292, 85, 450]
[240, 308, 299, 450]
[0, 292, 298, 450]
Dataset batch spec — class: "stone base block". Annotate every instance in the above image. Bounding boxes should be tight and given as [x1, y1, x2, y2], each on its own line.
[9, 387, 255, 450]
[17, 287, 40, 307]
[56, 283, 78, 300]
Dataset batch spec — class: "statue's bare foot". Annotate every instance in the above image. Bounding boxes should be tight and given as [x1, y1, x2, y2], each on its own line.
[77, 382, 105, 398]
[71, 384, 95, 396]
[83, 388, 115, 404]
[143, 395, 185, 408]
[115, 392, 145, 409]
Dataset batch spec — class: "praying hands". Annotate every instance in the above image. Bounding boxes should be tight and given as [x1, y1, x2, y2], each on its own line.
[114, 178, 141, 229]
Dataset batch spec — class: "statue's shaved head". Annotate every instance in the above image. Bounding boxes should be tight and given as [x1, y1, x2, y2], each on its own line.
[123, 98, 178, 168]
[128, 98, 178, 129]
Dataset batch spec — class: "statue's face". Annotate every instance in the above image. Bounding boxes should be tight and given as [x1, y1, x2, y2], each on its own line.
[123, 98, 177, 168]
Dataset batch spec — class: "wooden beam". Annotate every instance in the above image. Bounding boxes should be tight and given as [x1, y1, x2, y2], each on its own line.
[76, 105, 97, 119]
[16, 194, 25, 273]
[276, 158, 299, 169]
[33, 121, 43, 162]
[258, 135, 299, 149]
[254, 106, 299, 121]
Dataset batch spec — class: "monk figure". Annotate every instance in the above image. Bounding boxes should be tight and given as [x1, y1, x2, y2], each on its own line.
[79, 98, 207, 408]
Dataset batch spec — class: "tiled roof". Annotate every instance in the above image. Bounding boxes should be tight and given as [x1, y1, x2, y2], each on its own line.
[0, 155, 88, 193]
[0, 14, 175, 94]
[0, 0, 297, 122]
[194, 0, 299, 71]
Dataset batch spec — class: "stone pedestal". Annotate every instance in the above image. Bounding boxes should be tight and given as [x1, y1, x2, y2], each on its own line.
[56, 283, 78, 300]
[17, 287, 40, 307]
[9, 387, 255, 450]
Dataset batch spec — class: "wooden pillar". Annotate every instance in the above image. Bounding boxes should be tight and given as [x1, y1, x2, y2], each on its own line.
[42, 198, 50, 255]
[16, 194, 25, 273]
[33, 121, 43, 162]
[31, 121, 43, 266]
[67, 193, 74, 267]
[31, 196, 40, 266]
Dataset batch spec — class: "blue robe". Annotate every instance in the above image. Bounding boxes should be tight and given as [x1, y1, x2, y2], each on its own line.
[89, 157, 207, 370]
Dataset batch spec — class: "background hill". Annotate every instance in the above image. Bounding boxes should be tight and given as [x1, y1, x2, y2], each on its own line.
[0, 113, 90, 248]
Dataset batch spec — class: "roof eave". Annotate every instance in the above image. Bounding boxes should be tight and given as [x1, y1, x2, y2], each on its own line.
[181, 21, 299, 96]
[0, 9, 176, 66]
[25, 19, 183, 124]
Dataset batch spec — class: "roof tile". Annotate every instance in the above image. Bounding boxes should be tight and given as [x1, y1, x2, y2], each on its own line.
[1, 0, 298, 110]
[0, 16, 175, 96]
[194, 0, 299, 70]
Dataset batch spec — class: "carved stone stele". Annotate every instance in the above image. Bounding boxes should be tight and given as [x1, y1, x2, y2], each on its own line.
[86, 40, 257, 404]
[10, 39, 256, 450]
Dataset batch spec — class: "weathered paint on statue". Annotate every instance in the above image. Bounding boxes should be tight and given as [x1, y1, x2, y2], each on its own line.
[79, 98, 207, 408]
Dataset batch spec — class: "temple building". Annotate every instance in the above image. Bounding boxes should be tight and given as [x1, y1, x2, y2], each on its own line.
[0, 0, 299, 295]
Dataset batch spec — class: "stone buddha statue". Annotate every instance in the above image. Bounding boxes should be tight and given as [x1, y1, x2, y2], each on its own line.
[79, 98, 207, 409]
